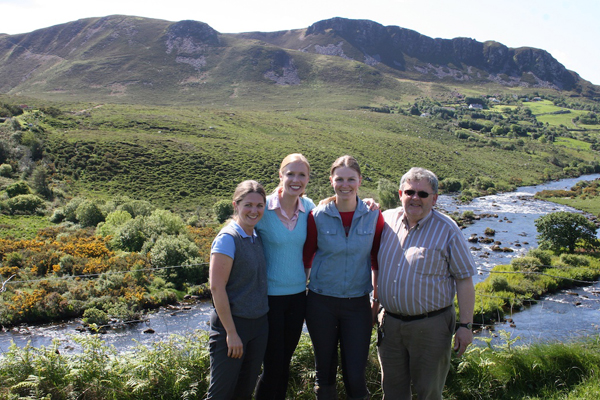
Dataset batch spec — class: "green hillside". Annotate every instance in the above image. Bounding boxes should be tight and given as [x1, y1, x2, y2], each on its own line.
[0, 15, 599, 216]
[2, 88, 599, 217]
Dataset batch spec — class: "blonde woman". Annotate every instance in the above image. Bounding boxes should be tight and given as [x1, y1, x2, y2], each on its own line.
[255, 154, 315, 400]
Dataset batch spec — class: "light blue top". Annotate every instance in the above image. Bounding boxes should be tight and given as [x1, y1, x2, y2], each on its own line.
[211, 221, 258, 258]
[308, 198, 379, 298]
[255, 195, 315, 296]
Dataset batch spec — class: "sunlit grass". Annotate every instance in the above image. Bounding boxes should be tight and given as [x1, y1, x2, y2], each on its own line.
[1, 330, 599, 399]
[555, 137, 592, 150]
[0, 215, 52, 239]
[542, 196, 600, 216]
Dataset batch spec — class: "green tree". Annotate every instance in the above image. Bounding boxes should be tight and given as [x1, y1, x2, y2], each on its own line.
[115, 217, 147, 252]
[75, 200, 105, 227]
[6, 194, 44, 214]
[377, 179, 400, 210]
[5, 181, 30, 198]
[149, 234, 202, 289]
[63, 197, 85, 222]
[118, 200, 154, 218]
[0, 163, 12, 177]
[96, 210, 133, 237]
[534, 211, 598, 253]
[31, 165, 52, 199]
[440, 177, 462, 193]
[214, 199, 233, 223]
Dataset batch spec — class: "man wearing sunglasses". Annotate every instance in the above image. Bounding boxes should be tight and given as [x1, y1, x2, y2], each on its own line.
[376, 167, 476, 400]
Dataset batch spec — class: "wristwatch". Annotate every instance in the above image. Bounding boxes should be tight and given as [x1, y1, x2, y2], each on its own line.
[458, 322, 473, 330]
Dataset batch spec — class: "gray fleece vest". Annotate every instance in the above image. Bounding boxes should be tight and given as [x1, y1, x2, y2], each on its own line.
[219, 223, 269, 319]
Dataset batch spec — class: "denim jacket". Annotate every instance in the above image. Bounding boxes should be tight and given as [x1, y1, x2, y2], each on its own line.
[308, 198, 379, 298]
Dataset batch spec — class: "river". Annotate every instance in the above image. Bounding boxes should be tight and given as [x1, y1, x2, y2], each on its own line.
[1, 175, 599, 354]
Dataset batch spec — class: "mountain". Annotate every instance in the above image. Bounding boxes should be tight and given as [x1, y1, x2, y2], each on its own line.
[0, 15, 597, 104]
[242, 17, 582, 90]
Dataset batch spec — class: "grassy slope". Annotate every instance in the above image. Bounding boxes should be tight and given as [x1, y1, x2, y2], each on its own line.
[541, 196, 600, 216]
[35, 101, 585, 213]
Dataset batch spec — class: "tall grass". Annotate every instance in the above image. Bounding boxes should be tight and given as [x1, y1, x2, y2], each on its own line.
[1, 331, 599, 399]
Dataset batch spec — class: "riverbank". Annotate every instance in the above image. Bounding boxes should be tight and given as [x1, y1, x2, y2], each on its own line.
[2, 174, 600, 354]
[2, 330, 599, 399]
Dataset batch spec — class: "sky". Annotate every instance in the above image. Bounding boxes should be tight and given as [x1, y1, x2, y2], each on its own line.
[1, 0, 599, 85]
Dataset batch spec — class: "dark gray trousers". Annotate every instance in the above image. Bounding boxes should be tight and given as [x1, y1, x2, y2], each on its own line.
[206, 312, 269, 399]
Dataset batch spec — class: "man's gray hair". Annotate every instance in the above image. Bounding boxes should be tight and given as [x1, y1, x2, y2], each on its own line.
[399, 167, 439, 193]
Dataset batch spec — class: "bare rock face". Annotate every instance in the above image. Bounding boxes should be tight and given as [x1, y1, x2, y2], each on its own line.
[165, 20, 220, 54]
[263, 50, 300, 85]
[301, 17, 578, 90]
[165, 20, 220, 72]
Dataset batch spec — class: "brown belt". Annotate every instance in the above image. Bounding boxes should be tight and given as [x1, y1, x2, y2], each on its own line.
[385, 305, 452, 322]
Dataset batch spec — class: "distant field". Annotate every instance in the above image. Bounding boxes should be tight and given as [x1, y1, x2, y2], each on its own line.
[521, 100, 598, 130]
[543, 196, 600, 216]
[555, 137, 592, 150]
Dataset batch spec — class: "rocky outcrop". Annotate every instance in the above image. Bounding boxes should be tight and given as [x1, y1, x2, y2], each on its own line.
[300, 17, 578, 89]
[0, 15, 593, 100]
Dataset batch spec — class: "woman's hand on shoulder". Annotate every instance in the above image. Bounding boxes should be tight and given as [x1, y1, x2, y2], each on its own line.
[363, 198, 380, 211]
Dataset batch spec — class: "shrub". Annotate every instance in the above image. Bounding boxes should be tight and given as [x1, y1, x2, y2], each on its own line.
[114, 217, 147, 252]
[6, 251, 23, 267]
[214, 199, 233, 223]
[96, 210, 133, 237]
[0, 163, 12, 177]
[6, 194, 44, 214]
[59, 254, 76, 275]
[118, 200, 154, 218]
[145, 209, 186, 237]
[149, 234, 200, 269]
[462, 210, 475, 220]
[459, 188, 478, 202]
[31, 165, 52, 199]
[474, 176, 495, 191]
[377, 178, 400, 210]
[49, 208, 66, 223]
[5, 181, 30, 198]
[527, 248, 552, 266]
[82, 307, 110, 326]
[511, 256, 543, 273]
[440, 177, 462, 193]
[149, 234, 201, 288]
[75, 200, 105, 227]
[559, 254, 590, 267]
[489, 275, 510, 292]
[63, 197, 85, 222]
[484, 227, 495, 236]
[187, 215, 200, 227]
[105, 301, 142, 322]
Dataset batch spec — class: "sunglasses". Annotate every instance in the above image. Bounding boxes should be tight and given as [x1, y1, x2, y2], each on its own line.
[402, 189, 434, 199]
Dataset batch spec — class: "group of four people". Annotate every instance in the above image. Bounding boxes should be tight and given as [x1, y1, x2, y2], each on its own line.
[206, 153, 477, 400]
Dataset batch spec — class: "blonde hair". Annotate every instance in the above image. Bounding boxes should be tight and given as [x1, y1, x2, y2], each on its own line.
[272, 153, 311, 195]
